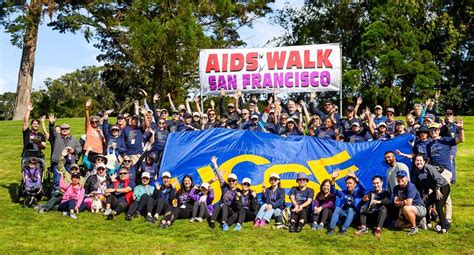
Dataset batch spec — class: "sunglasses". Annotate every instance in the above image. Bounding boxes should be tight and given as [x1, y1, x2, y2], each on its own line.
[446, 113, 453, 116]
[227, 179, 236, 183]
[97, 168, 106, 171]
[159, 122, 165, 124]
[242, 183, 250, 186]
[96, 158, 105, 162]
[242, 113, 249, 115]
[61, 128, 70, 130]
[119, 172, 128, 175]
[91, 121, 99, 124]
[142, 177, 150, 180]
[124, 160, 132, 163]
[228, 106, 235, 109]
[269, 178, 278, 182]
[297, 179, 307, 182]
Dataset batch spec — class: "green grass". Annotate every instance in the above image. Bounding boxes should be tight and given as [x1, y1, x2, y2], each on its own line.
[0, 117, 473, 254]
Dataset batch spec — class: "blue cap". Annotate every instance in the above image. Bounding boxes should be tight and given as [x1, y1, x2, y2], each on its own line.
[296, 172, 309, 181]
[396, 170, 408, 177]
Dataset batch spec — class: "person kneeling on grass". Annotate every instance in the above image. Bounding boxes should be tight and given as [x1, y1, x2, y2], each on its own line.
[255, 173, 285, 227]
[189, 182, 214, 222]
[354, 175, 391, 237]
[393, 170, 427, 236]
[209, 156, 242, 231]
[327, 170, 366, 235]
[311, 179, 335, 231]
[289, 172, 314, 233]
[103, 168, 135, 220]
[228, 178, 259, 231]
[57, 172, 86, 219]
[124, 172, 154, 221]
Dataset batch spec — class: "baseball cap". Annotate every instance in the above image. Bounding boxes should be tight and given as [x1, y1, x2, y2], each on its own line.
[96, 162, 106, 169]
[251, 114, 259, 120]
[201, 182, 210, 190]
[110, 125, 120, 131]
[424, 113, 435, 122]
[395, 120, 404, 125]
[117, 113, 125, 119]
[178, 105, 186, 111]
[193, 112, 201, 117]
[270, 173, 280, 179]
[228, 103, 235, 108]
[242, 178, 252, 185]
[70, 164, 80, 170]
[287, 118, 296, 123]
[161, 108, 168, 113]
[131, 114, 140, 119]
[162, 171, 171, 178]
[377, 122, 387, 128]
[445, 109, 453, 114]
[396, 170, 408, 178]
[386, 108, 395, 113]
[71, 173, 81, 179]
[228, 173, 238, 181]
[172, 109, 179, 114]
[417, 126, 430, 133]
[346, 105, 355, 111]
[141, 172, 150, 179]
[183, 113, 192, 118]
[374, 105, 383, 110]
[429, 122, 441, 129]
[60, 123, 70, 129]
[351, 122, 360, 127]
[90, 116, 100, 122]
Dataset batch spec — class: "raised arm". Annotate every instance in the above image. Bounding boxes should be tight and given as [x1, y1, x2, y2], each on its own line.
[219, 89, 226, 115]
[234, 90, 242, 115]
[167, 93, 176, 111]
[40, 115, 49, 141]
[301, 101, 311, 126]
[185, 97, 192, 114]
[354, 96, 362, 118]
[194, 96, 203, 115]
[85, 98, 92, 132]
[455, 118, 465, 144]
[210, 156, 224, 183]
[23, 102, 33, 131]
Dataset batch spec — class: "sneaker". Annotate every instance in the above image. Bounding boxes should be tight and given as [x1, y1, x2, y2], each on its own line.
[374, 227, 381, 238]
[33, 205, 41, 210]
[316, 223, 324, 230]
[259, 220, 267, 227]
[311, 222, 318, 230]
[145, 215, 153, 223]
[450, 180, 456, 185]
[289, 223, 296, 233]
[125, 215, 132, 221]
[327, 228, 335, 235]
[150, 217, 158, 224]
[189, 218, 195, 223]
[446, 223, 452, 231]
[195, 217, 203, 222]
[222, 223, 229, 231]
[233, 224, 242, 231]
[427, 223, 433, 229]
[419, 217, 427, 230]
[103, 208, 112, 216]
[38, 208, 45, 214]
[254, 220, 261, 227]
[338, 229, 347, 235]
[434, 224, 442, 232]
[354, 226, 369, 235]
[106, 214, 114, 220]
[133, 211, 141, 218]
[209, 220, 216, 229]
[62, 211, 68, 216]
[408, 227, 419, 236]
[69, 213, 77, 219]
[296, 223, 303, 232]
[437, 228, 448, 234]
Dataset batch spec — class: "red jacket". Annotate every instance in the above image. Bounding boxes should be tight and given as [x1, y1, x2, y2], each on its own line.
[113, 178, 134, 205]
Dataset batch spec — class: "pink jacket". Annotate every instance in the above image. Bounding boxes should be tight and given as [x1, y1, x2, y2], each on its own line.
[60, 176, 85, 209]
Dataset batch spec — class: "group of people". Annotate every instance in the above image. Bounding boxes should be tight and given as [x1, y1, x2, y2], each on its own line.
[20, 90, 464, 236]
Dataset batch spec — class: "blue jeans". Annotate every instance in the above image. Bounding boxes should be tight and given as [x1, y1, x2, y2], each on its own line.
[329, 207, 356, 231]
[255, 204, 282, 222]
[58, 199, 87, 212]
[450, 145, 457, 181]
[52, 162, 60, 191]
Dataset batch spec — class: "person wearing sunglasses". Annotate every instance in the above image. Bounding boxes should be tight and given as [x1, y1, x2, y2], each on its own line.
[209, 156, 241, 231]
[439, 109, 461, 185]
[83, 163, 112, 210]
[289, 172, 314, 233]
[204, 110, 219, 129]
[125, 172, 155, 221]
[103, 167, 135, 220]
[219, 89, 243, 129]
[84, 98, 105, 155]
[237, 109, 251, 130]
[226, 178, 258, 231]
[255, 173, 285, 227]
[308, 92, 341, 122]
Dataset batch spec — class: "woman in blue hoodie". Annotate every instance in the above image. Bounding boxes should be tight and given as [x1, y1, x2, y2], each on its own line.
[254, 173, 285, 227]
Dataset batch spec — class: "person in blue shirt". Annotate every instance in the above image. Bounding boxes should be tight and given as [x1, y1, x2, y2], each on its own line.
[289, 172, 314, 233]
[255, 173, 285, 227]
[439, 110, 463, 185]
[315, 117, 336, 139]
[344, 122, 372, 143]
[308, 92, 341, 122]
[136, 152, 159, 184]
[393, 170, 426, 236]
[327, 170, 366, 235]
[123, 114, 148, 163]
[372, 105, 387, 125]
[243, 114, 264, 132]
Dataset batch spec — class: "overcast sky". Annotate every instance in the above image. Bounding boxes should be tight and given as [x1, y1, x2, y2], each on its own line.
[0, 0, 304, 93]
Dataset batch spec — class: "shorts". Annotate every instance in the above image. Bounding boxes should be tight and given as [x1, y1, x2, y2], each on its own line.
[414, 205, 427, 218]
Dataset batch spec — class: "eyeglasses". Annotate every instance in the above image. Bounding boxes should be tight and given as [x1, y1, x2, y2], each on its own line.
[61, 128, 70, 130]
[91, 121, 99, 124]
[159, 122, 165, 124]
[209, 113, 216, 116]
[119, 172, 128, 175]
[142, 177, 150, 180]
[97, 168, 105, 171]
[269, 178, 278, 182]
[228, 179, 236, 183]
[242, 183, 250, 186]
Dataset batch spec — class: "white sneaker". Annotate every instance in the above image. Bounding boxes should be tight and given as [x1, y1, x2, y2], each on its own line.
[189, 218, 195, 223]
[62, 211, 68, 216]
[103, 208, 112, 216]
[70, 213, 77, 219]
[195, 217, 203, 222]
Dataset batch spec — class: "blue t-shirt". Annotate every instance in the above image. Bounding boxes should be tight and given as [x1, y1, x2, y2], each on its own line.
[151, 129, 169, 151]
[289, 186, 314, 205]
[393, 183, 424, 207]
[123, 126, 145, 155]
[413, 138, 431, 156]
[427, 137, 456, 172]
[315, 127, 336, 139]
[373, 116, 387, 125]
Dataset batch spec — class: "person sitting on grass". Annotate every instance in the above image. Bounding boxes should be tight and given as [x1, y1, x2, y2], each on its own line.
[254, 173, 285, 227]
[124, 172, 154, 221]
[288, 172, 314, 233]
[189, 182, 214, 222]
[354, 175, 391, 237]
[164, 175, 196, 227]
[393, 170, 426, 236]
[150, 171, 176, 227]
[227, 178, 259, 231]
[103, 168, 135, 220]
[311, 179, 335, 231]
[327, 170, 366, 235]
[209, 156, 241, 231]
[57, 172, 86, 219]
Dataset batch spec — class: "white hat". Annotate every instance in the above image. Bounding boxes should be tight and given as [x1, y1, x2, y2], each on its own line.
[251, 114, 259, 120]
[193, 112, 200, 117]
[96, 162, 106, 169]
[162, 171, 171, 178]
[228, 173, 238, 181]
[242, 177, 252, 185]
[201, 182, 210, 190]
[270, 173, 280, 179]
[141, 172, 150, 179]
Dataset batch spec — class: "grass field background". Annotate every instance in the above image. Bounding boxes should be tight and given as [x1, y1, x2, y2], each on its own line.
[0, 117, 473, 254]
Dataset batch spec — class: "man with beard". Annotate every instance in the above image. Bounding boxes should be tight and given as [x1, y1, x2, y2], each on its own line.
[384, 151, 410, 194]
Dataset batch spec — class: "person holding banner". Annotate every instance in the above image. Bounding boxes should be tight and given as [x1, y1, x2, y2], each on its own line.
[255, 173, 285, 227]
[314, 117, 336, 139]
[220, 89, 242, 129]
[281, 118, 304, 137]
[327, 170, 366, 235]
[204, 110, 219, 129]
[311, 179, 335, 231]
[289, 173, 314, 233]
[209, 156, 242, 231]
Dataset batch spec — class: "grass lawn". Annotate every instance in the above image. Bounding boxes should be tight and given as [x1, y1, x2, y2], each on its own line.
[0, 117, 473, 254]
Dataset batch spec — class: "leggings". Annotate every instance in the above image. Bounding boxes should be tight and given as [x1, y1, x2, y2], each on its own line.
[426, 185, 450, 229]
[290, 206, 308, 223]
[211, 203, 237, 223]
[127, 194, 153, 216]
[153, 197, 171, 216]
[314, 207, 333, 224]
[168, 207, 193, 222]
[106, 194, 127, 215]
[360, 205, 388, 228]
[192, 202, 211, 219]
[228, 207, 256, 225]
[58, 199, 87, 212]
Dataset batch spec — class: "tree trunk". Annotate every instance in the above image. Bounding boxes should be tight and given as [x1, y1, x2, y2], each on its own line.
[12, 3, 42, 120]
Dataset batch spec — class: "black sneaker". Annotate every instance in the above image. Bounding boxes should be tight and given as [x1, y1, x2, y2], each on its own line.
[327, 228, 335, 235]
[209, 220, 216, 229]
[106, 214, 114, 220]
[133, 211, 141, 218]
[450, 180, 456, 185]
[159, 222, 167, 228]
[125, 215, 132, 221]
[145, 215, 153, 223]
[289, 223, 296, 233]
[338, 229, 347, 235]
[151, 216, 158, 224]
[296, 223, 304, 232]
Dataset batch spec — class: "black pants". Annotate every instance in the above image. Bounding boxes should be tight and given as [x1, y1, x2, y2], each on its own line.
[169, 207, 193, 222]
[314, 207, 333, 224]
[290, 207, 309, 223]
[106, 194, 127, 215]
[360, 205, 388, 228]
[426, 185, 450, 229]
[227, 207, 255, 225]
[192, 202, 211, 219]
[40, 191, 63, 211]
[153, 197, 171, 216]
[127, 194, 153, 216]
[211, 203, 237, 223]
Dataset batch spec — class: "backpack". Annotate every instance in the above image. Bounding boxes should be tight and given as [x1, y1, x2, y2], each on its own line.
[273, 206, 291, 230]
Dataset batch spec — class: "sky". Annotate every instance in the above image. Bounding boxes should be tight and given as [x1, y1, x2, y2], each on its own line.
[0, 0, 304, 94]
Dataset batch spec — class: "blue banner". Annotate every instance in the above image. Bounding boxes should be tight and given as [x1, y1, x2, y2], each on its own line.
[160, 129, 414, 204]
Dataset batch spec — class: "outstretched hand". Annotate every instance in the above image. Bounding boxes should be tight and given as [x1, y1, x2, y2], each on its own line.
[85, 99, 92, 109]
[27, 102, 34, 111]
